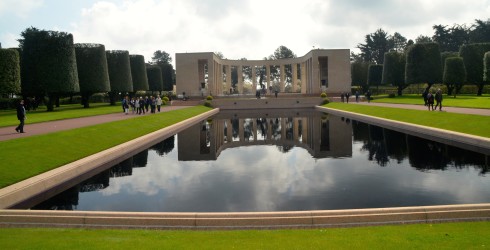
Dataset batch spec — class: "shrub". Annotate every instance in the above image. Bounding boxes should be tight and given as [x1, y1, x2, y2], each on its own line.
[162, 96, 169, 102]
[320, 92, 327, 98]
[206, 95, 213, 101]
[321, 98, 330, 105]
[388, 93, 396, 98]
[204, 100, 212, 107]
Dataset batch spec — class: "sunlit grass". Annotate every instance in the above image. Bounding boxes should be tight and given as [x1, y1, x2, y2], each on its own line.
[324, 102, 490, 138]
[0, 106, 211, 188]
[0, 222, 489, 249]
[372, 94, 490, 109]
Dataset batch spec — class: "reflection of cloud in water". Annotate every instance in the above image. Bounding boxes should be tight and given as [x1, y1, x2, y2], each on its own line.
[86, 144, 490, 212]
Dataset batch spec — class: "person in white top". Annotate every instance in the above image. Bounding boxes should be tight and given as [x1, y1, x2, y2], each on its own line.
[156, 95, 162, 112]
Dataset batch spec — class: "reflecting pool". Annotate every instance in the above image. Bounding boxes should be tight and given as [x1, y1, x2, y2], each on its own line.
[31, 109, 490, 212]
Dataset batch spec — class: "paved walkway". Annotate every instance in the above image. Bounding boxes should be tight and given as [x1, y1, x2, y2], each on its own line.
[0, 105, 190, 142]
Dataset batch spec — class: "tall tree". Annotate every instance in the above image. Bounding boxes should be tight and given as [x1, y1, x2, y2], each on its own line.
[459, 43, 490, 95]
[356, 29, 393, 64]
[469, 19, 490, 43]
[151, 50, 174, 92]
[266, 46, 296, 86]
[415, 35, 433, 44]
[351, 62, 370, 92]
[405, 42, 442, 91]
[432, 24, 470, 52]
[390, 32, 408, 52]
[382, 51, 406, 96]
[151, 50, 172, 65]
[440, 51, 460, 95]
[443, 57, 466, 97]
[18, 27, 79, 111]
[146, 65, 163, 93]
[0, 48, 21, 96]
[75, 43, 111, 108]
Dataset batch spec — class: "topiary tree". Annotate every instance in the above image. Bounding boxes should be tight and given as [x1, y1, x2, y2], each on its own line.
[459, 43, 490, 95]
[129, 55, 149, 92]
[75, 43, 111, 108]
[0, 48, 21, 96]
[106, 50, 133, 105]
[19, 27, 80, 111]
[146, 65, 163, 94]
[351, 62, 370, 92]
[443, 57, 466, 98]
[484, 51, 490, 82]
[367, 64, 383, 94]
[382, 51, 406, 96]
[160, 63, 174, 91]
[405, 42, 442, 92]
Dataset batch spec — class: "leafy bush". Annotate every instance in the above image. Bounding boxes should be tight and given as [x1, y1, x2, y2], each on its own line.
[204, 100, 212, 107]
[206, 95, 213, 101]
[162, 96, 169, 102]
[320, 92, 327, 98]
[321, 98, 330, 105]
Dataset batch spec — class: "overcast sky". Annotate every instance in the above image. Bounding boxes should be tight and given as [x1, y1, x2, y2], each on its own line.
[1, 0, 489, 64]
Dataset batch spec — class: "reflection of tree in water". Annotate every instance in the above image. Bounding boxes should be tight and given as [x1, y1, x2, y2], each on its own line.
[361, 125, 389, 167]
[384, 129, 408, 164]
[110, 157, 133, 177]
[150, 136, 175, 156]
[407, 136, 450, 170]
[31, 185, 80, 210]
[447, 146, 489, 175]
[352, 120, 370, 143]
[80, 169, 110, 192]
[133, 149, 148, 168]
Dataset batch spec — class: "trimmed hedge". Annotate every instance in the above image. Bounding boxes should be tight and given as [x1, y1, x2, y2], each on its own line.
[405, 42, 442, 86]
[367, 64, 383, 86]
[129, 55, 149, 92]
[146, 65, 163, 92]
[0, 49, 21, 94]
[382, 51, 405, 95]
[75, 43, 111, 93]
[106, 50, 133, 93]
[459, 43, 490, 95]
[484, 51, 490, 82]
[443, 57, 466, 96]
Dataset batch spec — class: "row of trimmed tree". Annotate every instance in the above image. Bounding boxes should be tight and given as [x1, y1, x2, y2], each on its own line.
[352, 42, 490, 96]
[0, 27, 174, 111]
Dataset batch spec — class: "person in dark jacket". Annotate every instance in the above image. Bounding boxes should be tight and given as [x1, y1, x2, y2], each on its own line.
[434, 89, 443, 111]
[15, 99, 26, 133]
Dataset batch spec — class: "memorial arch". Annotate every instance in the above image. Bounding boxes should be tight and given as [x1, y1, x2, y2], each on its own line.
[175, 49, 351, 97]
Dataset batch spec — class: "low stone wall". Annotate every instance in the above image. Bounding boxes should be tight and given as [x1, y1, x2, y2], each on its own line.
[213, 97, 323, 110]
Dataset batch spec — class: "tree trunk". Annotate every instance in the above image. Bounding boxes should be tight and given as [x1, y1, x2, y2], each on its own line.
[446, 84, 454, 96]
[46, 95, 54, 111]
[108, 92, 118, 106]
[477, 83, 483, 96]
[81, 92, 91, 108]
[397, 86, 403, 96]
[55, 96, 60, 107]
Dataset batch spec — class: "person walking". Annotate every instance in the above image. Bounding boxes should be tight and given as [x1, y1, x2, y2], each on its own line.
[427, 91, 434, 111]
[345, 92, 350, 103]
[366, 90, 371, 103]
[150, 96, 156, 113]
[434, 89, 443, 111]
[156, 95, 162, 112]
[355, 91, 360, 102]
[15, 99, 26, 133]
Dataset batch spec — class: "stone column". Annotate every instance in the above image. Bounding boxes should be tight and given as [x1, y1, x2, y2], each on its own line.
[293, 118, 299, 142]
[301, 62, 306, 94]
[292, 63, 298, 93]
[225, 65, 232, 95]
[265, 65, 270, 90]
[238, 65, 243, 94]
[252, 66, 257, 92]
[280, 64, 285, 92]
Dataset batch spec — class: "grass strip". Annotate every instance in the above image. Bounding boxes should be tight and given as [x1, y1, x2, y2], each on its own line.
[372, 94, 490, 109]
[0, 103, 124, 127]
[0, 106, 211, 188]
[324, 102, 490, 138]
[0, 222, 489, 249]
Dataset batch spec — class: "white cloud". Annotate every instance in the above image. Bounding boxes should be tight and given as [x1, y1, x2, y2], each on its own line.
[0, 0, 43, 18]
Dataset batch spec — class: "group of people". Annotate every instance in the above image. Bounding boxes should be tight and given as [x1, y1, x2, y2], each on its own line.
[122, 95, 170, 115]
[422, 89, 443, 111]
[340, 90, 365, 103]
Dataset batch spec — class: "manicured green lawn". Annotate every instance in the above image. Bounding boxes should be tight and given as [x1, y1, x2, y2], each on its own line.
[0, 222, 489, 249]
[324, 102, 490, 138]
[372, 94, 490, 109]
[0, 106, 212, 188]
[0, 103, 123, 127]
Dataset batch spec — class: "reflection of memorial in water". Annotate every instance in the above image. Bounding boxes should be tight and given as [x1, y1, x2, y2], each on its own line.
[178, 109, 353, 161]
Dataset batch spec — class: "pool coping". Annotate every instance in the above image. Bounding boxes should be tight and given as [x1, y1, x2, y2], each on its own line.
[1, 106, 489, 229]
